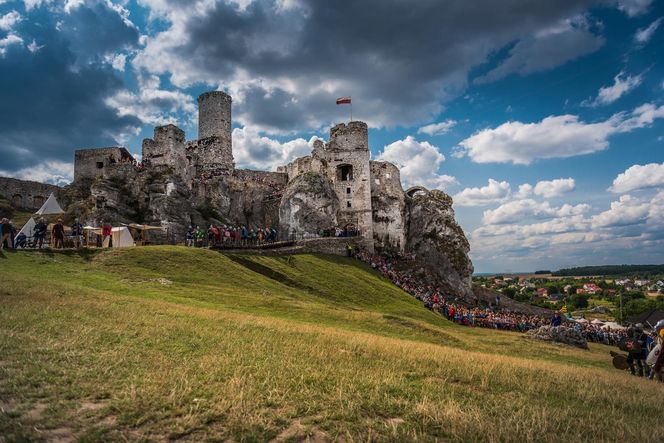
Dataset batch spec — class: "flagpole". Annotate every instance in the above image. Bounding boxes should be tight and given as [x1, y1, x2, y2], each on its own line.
[350, 97, 352, 122]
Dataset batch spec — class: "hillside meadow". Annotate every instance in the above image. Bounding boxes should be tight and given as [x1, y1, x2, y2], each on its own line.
[1, 247, 663, 442]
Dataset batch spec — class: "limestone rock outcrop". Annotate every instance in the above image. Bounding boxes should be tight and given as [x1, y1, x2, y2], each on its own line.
[279, 172, 340, 238]
[526, 325, 589, 349]
[405, 189, 474, 298]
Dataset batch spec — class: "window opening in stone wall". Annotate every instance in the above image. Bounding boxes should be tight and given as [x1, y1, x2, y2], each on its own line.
[346, 187, 351, 194]
[338, 164, 353, 181]
[346, 201, 352, 208]
[96, 162, 104, 169]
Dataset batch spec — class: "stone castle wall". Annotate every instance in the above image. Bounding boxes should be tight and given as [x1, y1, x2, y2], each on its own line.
[142, 124, 188, 176]
[0, 177, 61, 210]
[74, 147, 134, 182]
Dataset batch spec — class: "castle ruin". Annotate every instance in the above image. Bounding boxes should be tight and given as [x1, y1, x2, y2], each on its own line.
[0, 90, 472, 297]
[72, 91, 409, 252]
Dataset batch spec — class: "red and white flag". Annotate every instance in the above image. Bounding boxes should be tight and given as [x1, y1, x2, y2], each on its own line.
[336, 97, 351, 105]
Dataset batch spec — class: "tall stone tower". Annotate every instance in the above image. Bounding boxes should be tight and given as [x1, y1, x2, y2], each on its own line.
[323, 121, 374, 250]
[191, 91, 234, 172]
[198, 91, 231, 139]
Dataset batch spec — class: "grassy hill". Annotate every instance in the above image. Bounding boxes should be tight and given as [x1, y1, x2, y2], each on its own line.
[1, 247, 663, 442]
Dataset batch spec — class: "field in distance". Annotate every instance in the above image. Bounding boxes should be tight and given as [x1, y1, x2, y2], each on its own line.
[1, 247, 663, 442]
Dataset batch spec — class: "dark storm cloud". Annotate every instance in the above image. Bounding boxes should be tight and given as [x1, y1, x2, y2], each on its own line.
[0, 1, 141, 172]
[61, 1, 139, 62]
[136, 0, 611, 133]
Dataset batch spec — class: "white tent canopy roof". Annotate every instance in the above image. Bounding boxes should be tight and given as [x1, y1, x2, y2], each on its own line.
[17, 217, 36, 238]
[35, 192, 63, 215]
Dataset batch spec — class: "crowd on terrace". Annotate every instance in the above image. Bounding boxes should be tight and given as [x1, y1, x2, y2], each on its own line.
[186, 225, 279, 247]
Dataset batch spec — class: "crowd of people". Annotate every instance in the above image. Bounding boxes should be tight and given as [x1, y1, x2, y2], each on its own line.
[351, 250, 641, 337]
[185, 225, 279, 247]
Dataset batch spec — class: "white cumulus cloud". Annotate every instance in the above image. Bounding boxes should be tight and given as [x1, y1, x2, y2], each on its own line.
[453, 179, 511, 207]
[483, 199, 589, 225]
[584, 71, 642, 107]
[417, 119, 456, 136]
[0, 160, 73, 185]
[376, 136, 457, 190]
[591, 194, 650, 228]
[0, 10, 21, 31]
[609, 162, 664, 193]
[533, 178, 576, 198]
[232, 127, 316, 171]
[456, 103, 664, 164]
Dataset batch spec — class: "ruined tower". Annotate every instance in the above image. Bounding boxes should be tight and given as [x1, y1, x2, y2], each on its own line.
[142, 124, 188, 176]
[323, 121, 374, 249]
[188, 91, 234, 172]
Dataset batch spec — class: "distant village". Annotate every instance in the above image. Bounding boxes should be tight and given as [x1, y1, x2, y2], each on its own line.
[473, 273, 664, 320]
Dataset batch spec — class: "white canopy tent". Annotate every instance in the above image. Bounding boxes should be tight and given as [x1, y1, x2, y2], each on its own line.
[17, 217, 36, 239]
[83, 226, 135, 248]
[111, 227, 135, 248]
[35, 192, 63, 215]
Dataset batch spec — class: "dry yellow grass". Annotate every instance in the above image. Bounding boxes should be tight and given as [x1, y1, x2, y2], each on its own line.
[1, 247, 663, 442]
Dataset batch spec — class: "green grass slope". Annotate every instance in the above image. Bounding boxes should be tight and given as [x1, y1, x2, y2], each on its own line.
[1, 246, 663, 442]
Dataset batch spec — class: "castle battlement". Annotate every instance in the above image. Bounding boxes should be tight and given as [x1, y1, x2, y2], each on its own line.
[327, 121, 369, 152]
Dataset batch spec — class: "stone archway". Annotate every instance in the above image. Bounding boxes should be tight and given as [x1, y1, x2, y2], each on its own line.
[405, 186, 429, 198]
[12, 194, 22, 207]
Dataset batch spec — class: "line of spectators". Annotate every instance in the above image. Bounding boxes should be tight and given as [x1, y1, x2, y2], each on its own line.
[186, 225, 279, 247]
[352, 249, 631, 338]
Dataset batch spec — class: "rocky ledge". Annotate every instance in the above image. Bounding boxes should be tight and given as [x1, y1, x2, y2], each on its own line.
[526, 325, 589, 349]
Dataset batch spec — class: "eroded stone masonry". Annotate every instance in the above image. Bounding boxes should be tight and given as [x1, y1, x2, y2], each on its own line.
[0, 91, 475, 297]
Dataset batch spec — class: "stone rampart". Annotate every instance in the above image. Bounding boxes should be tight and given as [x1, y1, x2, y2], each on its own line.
[74, 147, 134, 182]
[0, 176, 61, 209]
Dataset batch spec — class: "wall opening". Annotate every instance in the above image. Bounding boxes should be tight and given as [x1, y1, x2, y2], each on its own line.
[96, 162, 104, 169]
[33, 195, 44, 208]
[12, 194, 21, 207]
[346, 201, 352, 208]
[346, 187, 351, 194]
[337, 164, 353, 181]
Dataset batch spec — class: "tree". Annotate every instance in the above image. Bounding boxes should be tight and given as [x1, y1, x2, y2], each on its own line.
[567, 294, 589, 309]
[502, 287, 516, 298]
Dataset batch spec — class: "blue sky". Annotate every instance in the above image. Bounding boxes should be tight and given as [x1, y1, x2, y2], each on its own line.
[0, 0, 663, 272]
